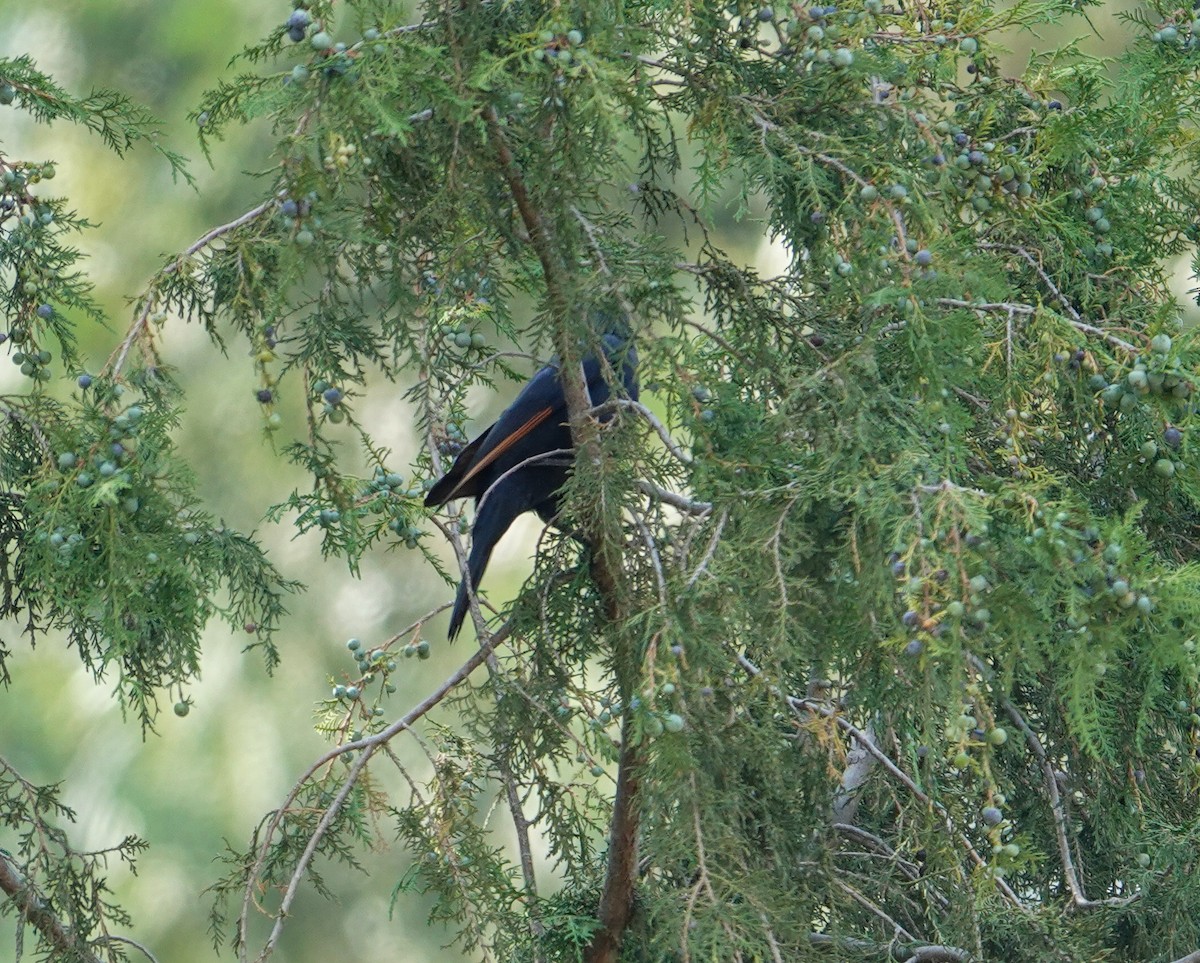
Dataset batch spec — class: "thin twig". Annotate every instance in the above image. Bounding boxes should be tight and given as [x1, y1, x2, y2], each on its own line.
[633, 514, 668, 613]
[107, 201, 272, 377]
[935, 297, 1034, 316]
[737, 655, 1026, 911]
[612, 399, 692, 464]
[833, 877, 916, 943]
[483, 652, 544, 945]
[978, 243, 1137, 353]
[685, 507, 729, 590]
[95, 934, 162, 963]
[833, 823, 949, 912]
[635, 479, 712, 515]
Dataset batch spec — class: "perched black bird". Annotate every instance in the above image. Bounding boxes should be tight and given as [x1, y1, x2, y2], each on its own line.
[426, 328, 638, 640]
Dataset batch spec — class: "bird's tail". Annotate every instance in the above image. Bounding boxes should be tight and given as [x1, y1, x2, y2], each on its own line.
[447, 581, 472, 642]
[447, 497, 513, 641]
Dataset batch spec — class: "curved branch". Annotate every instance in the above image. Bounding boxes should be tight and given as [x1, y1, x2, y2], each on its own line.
[240, 619, 512, 963]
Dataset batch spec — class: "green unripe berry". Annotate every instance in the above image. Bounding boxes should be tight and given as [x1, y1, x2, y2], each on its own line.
[311, 30, 333, 49]
[173, 701, 190, 717]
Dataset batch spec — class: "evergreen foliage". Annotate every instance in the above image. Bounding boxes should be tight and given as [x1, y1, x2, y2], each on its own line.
[6, 0, 1200, 961]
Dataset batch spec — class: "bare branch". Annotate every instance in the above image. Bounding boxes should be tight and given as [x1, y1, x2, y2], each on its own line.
[106, 200, 272, 378]
[904, 946, 971, 962]
[977, 243, 1138, 354]
[830, 720, 876, 825]
[685, 507, 729, 590]
[635, 479, 712, 515]
[612, 399, 693, 465]
[95, 934, 163, 963]
[833, 877, 916, 943]
[833, 824, 949, 912]
[483, 652, 544, 946]
[241, 622, 513, 962]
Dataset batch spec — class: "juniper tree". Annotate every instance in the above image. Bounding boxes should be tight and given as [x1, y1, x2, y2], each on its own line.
[6, 0, 1200, 961]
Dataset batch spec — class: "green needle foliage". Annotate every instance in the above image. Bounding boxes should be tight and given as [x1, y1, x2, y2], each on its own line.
[8, 0, 1200, 961]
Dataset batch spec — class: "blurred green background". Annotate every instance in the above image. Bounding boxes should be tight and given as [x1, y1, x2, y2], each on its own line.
[0, 1, 1178, 961]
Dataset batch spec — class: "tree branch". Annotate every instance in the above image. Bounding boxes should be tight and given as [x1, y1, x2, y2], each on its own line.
[977, 243, 1138, 353]
[483, 101, 638, 963]
[240, 621, 512, 962]
[966, 653, 1139, 911]
[736, 654, 1027, 912]
[105, 200, 272, 378]
[0, 851, 105, 963]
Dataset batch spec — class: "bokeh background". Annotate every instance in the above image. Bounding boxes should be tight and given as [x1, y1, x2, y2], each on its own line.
[0, 2, 1170, 961]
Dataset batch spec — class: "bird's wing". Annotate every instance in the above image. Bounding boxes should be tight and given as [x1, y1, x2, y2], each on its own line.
[427, 361, 568, 506]
[440, 403, 558, 501]
[425, 424, 495, 507]
[427, 336, 636, 508]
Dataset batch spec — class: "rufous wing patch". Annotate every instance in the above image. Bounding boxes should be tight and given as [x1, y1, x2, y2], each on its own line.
[442, 405, 556, 501]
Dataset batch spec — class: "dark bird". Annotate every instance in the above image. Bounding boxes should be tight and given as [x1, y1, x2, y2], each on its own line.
[426, 327, 638, 640]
